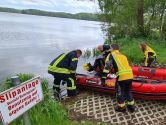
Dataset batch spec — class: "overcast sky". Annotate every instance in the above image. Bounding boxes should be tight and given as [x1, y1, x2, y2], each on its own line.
[0, 0, 99, 13]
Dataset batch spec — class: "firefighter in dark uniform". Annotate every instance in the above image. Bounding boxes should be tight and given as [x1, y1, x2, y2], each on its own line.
[139, 43, 157, 67]
[97, 44, 111, 59]
[83, 44, 110, 85]
[48, 49, 82, 97]
[96, 45, 111, 85]
[103, 44, 135, 112]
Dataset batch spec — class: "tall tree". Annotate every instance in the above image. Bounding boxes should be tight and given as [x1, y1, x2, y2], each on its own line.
[162, 15, 166, 40]
[98, 0, 165, 39]
[137, 0, 144, 35]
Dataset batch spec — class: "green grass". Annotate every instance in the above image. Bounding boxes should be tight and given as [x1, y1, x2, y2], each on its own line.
[83, 38, 166, 65]
[115, 38, 166, 64]
[0, 74, 106, 125]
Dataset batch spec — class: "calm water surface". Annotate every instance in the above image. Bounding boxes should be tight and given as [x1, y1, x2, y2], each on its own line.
[0, 12, 104, 85]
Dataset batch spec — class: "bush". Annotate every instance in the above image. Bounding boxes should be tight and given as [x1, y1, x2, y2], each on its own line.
[1, 74, 103, 125]
[82, 38, 166, 65]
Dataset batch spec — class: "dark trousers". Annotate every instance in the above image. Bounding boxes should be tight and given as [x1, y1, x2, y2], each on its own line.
[53, 73, 76, 96]
[116, 79, 134, 104]
[147, 57, 156, 67]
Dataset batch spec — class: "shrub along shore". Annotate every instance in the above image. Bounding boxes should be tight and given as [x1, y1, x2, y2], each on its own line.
[0, 74, 105, 125]
[83, 38, 166, 66]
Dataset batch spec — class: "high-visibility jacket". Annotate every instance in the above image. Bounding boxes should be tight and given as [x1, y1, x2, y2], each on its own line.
[48, 51, 78, 75]
[144, 45, 156, 66]
[104, 50, 133, 81]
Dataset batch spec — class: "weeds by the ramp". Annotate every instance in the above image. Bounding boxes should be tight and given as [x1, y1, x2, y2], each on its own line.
[0, 74, 106, 125]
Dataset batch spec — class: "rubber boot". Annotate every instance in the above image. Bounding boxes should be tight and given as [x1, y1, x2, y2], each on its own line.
[68, 89, 77, 96]
[127, 105, 135, 113]
[115, 106, 126, 112]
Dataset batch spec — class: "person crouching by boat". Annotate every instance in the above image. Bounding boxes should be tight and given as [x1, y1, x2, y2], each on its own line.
[139, 43, 157, 67]
[103, 44, 135, 113]
[97, 44, 111, 85]
[97, 44, 111, 59]
[48, 49, 82, 98]
[83, 44, 111, 85]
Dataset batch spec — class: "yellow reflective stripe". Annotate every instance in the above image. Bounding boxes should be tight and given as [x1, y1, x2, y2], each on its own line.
[48, 65, 70, 74]
[153, 53, 156, 57]
[53, 84, 60, 88]
[127, 100, 134, 105]
[118, 103, 125, 107]
[103, 69, 109, 73]
[72, 58, 78, 61]
[104, 54, 111, 74]
[67, 78, 76, 90]
[145, 58, 148, 66]
[70, 70, 76, 73]
[147, 46, 156, 57]
[112, 54, 124, 70]
[116, 69, 132, 76]
[53, 53, 67, 67]
[102, 76, 106, 78]
[54, 68, 70, 74]
[48, 53, 68, 73]
[105, 53, 110, 62]
[48, 52, 77, 74]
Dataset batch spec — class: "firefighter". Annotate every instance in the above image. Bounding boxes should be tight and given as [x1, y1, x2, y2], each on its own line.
[96, 45, 111, 85]
[83, 45, 110, 81]
[97, 44, 111, 59]
[103, 44, 135, 112]
[48, 49, 82, 97]
[139, 43, 157, 67]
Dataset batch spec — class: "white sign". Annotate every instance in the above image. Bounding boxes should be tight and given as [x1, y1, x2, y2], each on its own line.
[0, 76, 43, 125]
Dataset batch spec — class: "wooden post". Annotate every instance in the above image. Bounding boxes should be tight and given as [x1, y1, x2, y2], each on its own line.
[11, 76, 31, 125]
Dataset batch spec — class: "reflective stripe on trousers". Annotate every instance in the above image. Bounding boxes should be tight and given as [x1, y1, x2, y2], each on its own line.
[118, 103, 125, 108]
[127, 100, 134, 105]
[67, 77, 76, 90]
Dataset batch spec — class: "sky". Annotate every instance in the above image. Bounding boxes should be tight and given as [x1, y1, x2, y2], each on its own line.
[0, 0, 99, 13]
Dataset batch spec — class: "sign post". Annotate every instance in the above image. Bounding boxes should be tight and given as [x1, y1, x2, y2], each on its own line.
[11, 76, 31, 125]
[0, 76, 43, 125]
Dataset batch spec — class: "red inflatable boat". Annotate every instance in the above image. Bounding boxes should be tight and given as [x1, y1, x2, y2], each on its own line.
[132, 66, 166, 80]
[76, 74, 166, 100]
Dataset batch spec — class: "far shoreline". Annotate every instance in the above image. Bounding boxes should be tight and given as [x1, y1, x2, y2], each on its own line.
[0, 7, 100, 22]
[0, 11, 101, 23]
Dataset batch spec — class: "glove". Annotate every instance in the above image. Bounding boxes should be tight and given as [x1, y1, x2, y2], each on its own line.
[83, 63, 93, 72]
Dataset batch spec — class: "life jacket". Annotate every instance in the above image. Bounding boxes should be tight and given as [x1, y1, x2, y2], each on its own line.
[145, 45, 156, 58]
[106, 50, 133, 81]
[48, 51, 78, 75]
[144, 45, 156, 66]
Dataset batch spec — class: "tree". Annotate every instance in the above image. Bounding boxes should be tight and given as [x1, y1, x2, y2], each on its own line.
[137, 0, 144, 35]
[98, 0, 166, 40]
[162, 15, 166, 40]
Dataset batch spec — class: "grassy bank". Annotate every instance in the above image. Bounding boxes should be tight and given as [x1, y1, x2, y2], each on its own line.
[0, 74, 105, 125]
[115, 38, 166, 64]
[83, 38, 166, 65]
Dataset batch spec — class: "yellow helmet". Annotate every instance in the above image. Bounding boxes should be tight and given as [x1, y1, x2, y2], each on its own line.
[83, 63, 90, 71]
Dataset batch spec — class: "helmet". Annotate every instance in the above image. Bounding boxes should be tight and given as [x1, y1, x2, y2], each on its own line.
[83, 63, 93, 71]
[83, 63, 90, 70]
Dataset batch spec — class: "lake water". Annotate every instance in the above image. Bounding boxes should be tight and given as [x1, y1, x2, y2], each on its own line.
[0, 12, 104, 84]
